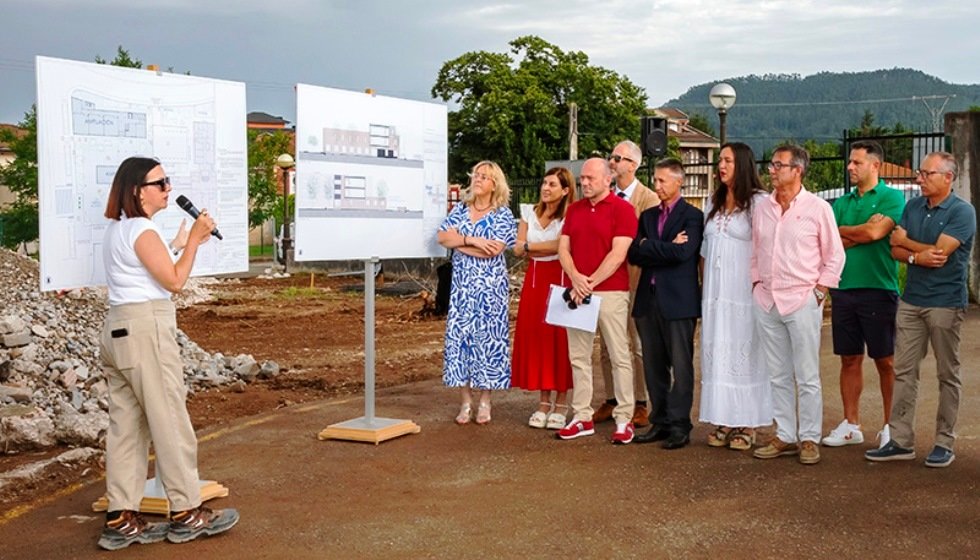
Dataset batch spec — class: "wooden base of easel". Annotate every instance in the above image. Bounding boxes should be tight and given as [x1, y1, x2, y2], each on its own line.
[91, 478, 229, 516]
[318, 416, 421, 444]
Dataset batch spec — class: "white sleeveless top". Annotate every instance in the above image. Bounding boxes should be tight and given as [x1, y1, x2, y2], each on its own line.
[519, 203, 563, 262]
[103, 216, 173, 305]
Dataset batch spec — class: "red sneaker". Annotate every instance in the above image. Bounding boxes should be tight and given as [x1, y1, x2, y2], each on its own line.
[611, 422, 635, 445]
[557, 419, 595, 440]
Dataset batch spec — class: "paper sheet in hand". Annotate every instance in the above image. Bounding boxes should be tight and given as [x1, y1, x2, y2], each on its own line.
[544, 284, 601, 333]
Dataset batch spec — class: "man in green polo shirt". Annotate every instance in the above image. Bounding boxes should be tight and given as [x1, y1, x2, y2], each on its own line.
[867, 151, 976, 468]
[823, 141, 906, 449]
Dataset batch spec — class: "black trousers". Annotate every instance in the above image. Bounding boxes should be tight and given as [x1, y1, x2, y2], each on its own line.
[634, 286, 697, 434]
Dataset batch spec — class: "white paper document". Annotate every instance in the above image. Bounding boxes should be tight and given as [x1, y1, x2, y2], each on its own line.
[544, 284, 602, 333]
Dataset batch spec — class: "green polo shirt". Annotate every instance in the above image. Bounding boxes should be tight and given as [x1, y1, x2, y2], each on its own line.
[832, 180, 906, 292]
[901, 192, 977, 308]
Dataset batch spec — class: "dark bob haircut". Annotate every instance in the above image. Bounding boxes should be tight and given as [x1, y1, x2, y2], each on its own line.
[103, 157, 160, 220]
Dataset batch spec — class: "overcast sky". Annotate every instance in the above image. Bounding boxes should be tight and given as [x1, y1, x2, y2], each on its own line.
[2, 0, 978, 125]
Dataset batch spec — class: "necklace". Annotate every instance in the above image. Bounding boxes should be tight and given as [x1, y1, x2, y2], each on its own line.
[472, 202, 492, 212]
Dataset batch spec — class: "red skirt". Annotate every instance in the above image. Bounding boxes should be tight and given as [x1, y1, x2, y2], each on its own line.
[511, 259, 573, 391]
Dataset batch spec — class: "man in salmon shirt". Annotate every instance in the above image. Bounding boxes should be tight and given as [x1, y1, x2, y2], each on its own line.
[751, 144, 846, 466]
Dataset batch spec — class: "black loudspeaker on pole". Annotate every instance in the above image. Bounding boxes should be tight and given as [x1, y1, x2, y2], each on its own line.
[640, 116, 668, 160]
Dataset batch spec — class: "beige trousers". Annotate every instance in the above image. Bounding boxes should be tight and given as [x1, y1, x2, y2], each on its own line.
[567, 291, 635, 423]
[889, 301, 965, 450]
[598, 317, 648, 404]
[101, 299, 201, 512]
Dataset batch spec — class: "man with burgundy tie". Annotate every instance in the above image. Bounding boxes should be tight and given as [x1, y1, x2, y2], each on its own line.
[627, 158, 704, 449]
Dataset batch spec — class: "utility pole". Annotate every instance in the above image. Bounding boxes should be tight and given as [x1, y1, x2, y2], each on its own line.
[568, 102, 578, 160]
[915, 94, 955, 132]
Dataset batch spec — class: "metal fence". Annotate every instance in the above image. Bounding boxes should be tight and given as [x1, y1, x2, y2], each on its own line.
[507, 128, 948, 213]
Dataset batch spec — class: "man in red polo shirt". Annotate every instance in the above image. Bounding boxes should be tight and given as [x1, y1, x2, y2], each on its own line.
[556, 157, 639, 444]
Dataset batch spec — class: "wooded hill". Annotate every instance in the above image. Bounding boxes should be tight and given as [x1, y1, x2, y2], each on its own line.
[667, 68, 980, 154]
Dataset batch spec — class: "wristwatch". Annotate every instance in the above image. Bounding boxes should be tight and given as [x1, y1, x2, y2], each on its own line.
[523, 241, 529, 253]
[908, 252, 916, 265]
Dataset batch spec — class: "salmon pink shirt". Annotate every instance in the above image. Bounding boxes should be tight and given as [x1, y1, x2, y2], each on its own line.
[750, 189, 846, 315]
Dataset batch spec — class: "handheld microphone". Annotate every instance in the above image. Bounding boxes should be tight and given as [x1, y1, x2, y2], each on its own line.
[175, 195, 223, 240]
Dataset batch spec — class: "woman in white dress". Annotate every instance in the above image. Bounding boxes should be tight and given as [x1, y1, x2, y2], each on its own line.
[699, 143, 772, 450]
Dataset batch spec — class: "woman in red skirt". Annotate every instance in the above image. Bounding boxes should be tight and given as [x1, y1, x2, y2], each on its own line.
[511, 167, 576, 429]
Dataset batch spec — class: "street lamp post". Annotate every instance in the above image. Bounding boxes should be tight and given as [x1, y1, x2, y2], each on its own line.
[276, 153, 295, 270]
[709, 83, 737, 145]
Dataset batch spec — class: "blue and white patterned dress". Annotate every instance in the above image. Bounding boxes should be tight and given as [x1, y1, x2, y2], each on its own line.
[439, 203, 517, 390]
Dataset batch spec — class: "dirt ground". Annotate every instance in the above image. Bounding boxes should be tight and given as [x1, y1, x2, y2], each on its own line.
[1, 274, 978, 558]
[177, 274, 448, 428]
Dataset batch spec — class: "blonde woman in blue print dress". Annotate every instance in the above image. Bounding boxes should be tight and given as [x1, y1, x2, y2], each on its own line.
[437, 161, 516, 425]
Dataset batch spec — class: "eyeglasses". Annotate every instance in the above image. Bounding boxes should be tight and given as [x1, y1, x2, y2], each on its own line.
[767, 162, 797, 171]
[915, 169, 945, 178]
[608, 154, 635, 163]
[140, 176, 171, 191]
[469, 172, 492, 182]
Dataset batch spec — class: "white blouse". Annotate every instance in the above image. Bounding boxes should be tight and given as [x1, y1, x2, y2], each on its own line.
[519, 204, 563, 262]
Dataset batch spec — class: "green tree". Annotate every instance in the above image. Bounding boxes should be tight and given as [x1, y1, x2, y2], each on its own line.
[687, 112, 717, 138]
[95, 46, 142, 68]
[432, 36, 647, 182]
[800, 139, 844, 192]
[0, 109, 38, 249]
[248, 129, 293, 229]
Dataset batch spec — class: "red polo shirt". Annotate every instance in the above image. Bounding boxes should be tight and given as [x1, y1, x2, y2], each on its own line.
[561, 192, 638, 291]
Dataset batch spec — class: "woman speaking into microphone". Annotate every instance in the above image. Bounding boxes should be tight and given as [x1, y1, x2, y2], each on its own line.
[97, 157, 238, 550]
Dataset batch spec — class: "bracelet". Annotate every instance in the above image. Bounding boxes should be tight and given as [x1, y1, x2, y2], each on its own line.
[463, 235, 468, 247]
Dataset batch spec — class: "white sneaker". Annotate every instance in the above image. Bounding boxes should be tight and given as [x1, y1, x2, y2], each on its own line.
[876, 425, 891, 449]
[821, 420, 864, 447]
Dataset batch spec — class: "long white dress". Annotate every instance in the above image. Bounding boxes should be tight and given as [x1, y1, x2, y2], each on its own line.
[698, 194, 772, 427]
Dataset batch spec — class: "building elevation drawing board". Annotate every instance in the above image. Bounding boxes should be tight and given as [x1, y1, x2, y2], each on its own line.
[35, 56, 248, 291]
[294, 84, 447, 261]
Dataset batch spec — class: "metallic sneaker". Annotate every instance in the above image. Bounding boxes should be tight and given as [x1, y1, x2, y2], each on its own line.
[799, 440, 821, 465]
[167, 506, 240, 544]
[924, 446, 955, 468]
[821, 420, 864, 447]
[865, 440, 915, 462]
[557, 419, 595, 440]
[97, 510, 169, 551]
[753, 438, 799, 459]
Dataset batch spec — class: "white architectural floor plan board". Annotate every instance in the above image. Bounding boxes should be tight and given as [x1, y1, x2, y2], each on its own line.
[294, 84, 447, 261]
[35, 56, 247, 291]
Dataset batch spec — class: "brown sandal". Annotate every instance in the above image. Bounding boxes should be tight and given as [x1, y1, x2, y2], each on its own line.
[728, 428, 755, 451]
[707, 427, 732, 447]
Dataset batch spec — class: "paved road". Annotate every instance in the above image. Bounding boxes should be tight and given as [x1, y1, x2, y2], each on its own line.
[1, 312, 978, 559]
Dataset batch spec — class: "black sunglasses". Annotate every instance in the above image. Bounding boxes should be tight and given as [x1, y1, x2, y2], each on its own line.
[140, 176, 171, 191]
[608, 154, 635, 163]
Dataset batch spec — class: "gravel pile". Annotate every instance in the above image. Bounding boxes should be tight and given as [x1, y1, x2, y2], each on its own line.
[0, 248, 279, 453]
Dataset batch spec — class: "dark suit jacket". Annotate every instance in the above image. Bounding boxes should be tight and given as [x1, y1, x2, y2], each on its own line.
[627, 198, 703, 320]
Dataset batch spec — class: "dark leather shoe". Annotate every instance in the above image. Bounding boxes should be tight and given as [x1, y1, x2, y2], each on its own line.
[662, 431, 690, 450]
[634, 426, 670, 444]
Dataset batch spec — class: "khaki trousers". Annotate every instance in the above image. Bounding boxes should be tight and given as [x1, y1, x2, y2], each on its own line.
[598, 317, 648, 404]
[567, 291, 635, 423]
[101, 299, 201, 512]
[889, 301, 964, 450]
